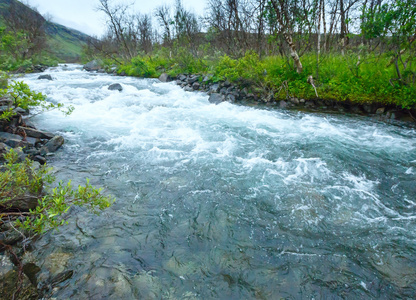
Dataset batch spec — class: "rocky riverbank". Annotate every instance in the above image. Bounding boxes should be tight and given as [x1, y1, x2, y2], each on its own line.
[0, 92, 69, 299]
[158, 72, 416, 124]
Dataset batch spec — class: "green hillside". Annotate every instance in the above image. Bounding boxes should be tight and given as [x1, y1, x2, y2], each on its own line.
[0, 0, 90, 62]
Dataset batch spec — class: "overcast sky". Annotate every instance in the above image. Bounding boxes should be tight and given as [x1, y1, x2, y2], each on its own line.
[25, 0, 206, 37]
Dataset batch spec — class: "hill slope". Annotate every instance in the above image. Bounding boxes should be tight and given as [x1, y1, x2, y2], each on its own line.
[0, 0, 90, 62]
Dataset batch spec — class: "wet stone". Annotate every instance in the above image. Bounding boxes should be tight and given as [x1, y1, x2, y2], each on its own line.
[108, 83, 123, 92]
[38, 74, 53, 80]
[40, 135, 64, 156]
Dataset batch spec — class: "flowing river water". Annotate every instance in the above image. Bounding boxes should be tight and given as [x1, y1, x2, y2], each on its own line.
[21, 65, 416, 299]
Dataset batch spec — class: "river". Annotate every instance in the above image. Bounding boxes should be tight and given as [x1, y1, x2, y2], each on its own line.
[22, 64, 416, 299]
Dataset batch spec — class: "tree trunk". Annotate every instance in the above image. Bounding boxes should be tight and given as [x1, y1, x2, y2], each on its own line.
[270, 0, 303, 73]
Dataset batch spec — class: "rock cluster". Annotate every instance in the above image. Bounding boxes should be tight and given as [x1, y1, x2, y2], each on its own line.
[166, 73, 414, 122]
[0, 110, 64, 166]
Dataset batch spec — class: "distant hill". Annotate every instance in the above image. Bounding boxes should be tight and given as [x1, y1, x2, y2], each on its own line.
[0, 0, 91, 62]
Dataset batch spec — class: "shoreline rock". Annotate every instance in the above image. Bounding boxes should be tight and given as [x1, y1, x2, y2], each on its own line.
[167, 73, 416, 124]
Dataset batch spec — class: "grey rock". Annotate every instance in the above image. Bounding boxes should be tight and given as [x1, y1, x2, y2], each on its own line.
[34, 155, 47, 165]
[187, 75, 200, 84]
[209, 84, 220, 93]
[108, 83, 123, 92]
[363, 104, 374, 114]
[14, 107, 28, 115]
[279, 100, 288, 109]
[0, 132, 25, 148]
[299, 99, 306, 103]
[184, 86, 193, 92]
[376, 107, 385, 115]
[290, 98, 300, 105]
[19, 127, 54, 139]
[83, 59, 103, 72]
[119, 71, 127, 76]
[226, 94, 236, 102]
[38, 74, 53, 80]
[305, 101, 315, 108]
[0, 95, 12, 106]
[178, 74, 187, 81]
[208, 93, 224, 105]
[203, 74, 213, 83]
[159, 73, 170, 82]
[40, 135, 64, 156]
[219, 87, 227, 95]
[175, 80, 182, 85]
[0, 230, 23, 246]
[192, 82, 200, 90]
[222, 80, 232, 88]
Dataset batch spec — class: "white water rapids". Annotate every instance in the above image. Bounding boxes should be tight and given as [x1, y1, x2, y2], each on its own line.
[20, 64, 416, 299]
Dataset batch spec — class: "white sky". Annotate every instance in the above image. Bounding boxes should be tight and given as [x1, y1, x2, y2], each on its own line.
[25, 0, 206, 37]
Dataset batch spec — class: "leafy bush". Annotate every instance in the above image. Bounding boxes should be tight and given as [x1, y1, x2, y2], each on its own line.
[1, 149, 114, 234]
[0, 81, 74, 121]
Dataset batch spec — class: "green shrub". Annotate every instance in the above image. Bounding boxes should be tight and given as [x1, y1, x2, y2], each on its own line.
[1, 149, 114, 234]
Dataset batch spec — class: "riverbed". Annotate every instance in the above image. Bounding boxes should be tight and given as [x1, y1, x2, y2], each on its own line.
[22, 64, 416, 299]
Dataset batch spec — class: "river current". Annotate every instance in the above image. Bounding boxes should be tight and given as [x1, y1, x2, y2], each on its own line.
[22, 65, 416, 299]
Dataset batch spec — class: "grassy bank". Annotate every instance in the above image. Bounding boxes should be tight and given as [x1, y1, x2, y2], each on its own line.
[101, 49, 416, 109]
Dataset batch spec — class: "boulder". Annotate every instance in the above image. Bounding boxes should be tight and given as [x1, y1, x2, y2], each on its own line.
[222, 80, 232, 88]
[290, 98, 300, 105]
[18, 127, 54, 139]
[279, 100, 288, 109]
[208, 93, 224, 105]
[37, 74, 53, 81]
[33, 155, 47, 165]
[209, 84, 220, 94]
[202, 74, 213, 83]
[159, 73, 170, 83]
[177, 74, 187, 81]
[192, 82, 200, 90]
[33, 65, 47, 73]
[187, 75, 200, 84]
[226, 94, 236, 103]
[376, 107, 385, 115]
[40, 135, 64, 156]
[108, 83, 123, 92]
[0, 229, 23, 246]
[0, 132, 26, 148]
[83, 60, 103, 72]
[14, 107, 29, 115]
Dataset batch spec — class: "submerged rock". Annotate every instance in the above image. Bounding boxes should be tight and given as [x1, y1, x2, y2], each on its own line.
[108, 83, 123, 92]
[37, 75, 53, 81]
